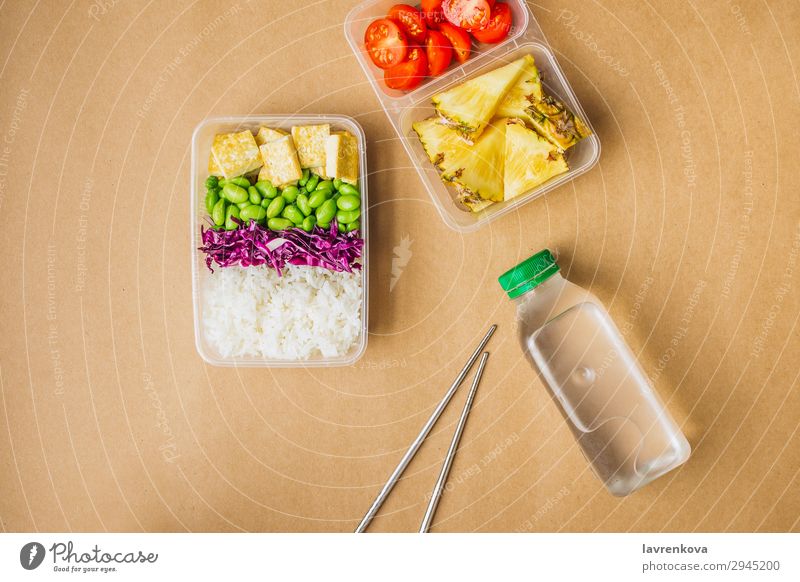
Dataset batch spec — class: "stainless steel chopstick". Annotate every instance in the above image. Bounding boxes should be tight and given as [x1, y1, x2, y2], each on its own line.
[355, 324, 497, 533]
[419, 352, 489, 533]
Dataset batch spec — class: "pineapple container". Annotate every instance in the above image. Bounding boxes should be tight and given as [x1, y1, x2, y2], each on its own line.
[344, 0, 600, 232]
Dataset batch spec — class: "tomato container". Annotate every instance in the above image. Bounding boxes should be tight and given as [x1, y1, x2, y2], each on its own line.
[191, 115, 369, 367]
[344, 0, 600, 232]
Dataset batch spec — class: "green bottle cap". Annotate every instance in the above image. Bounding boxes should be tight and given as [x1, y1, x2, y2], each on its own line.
[498, 249, 560, 298]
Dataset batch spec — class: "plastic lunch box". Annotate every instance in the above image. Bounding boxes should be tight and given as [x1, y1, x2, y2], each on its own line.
[344, 0, 601, 232]
[191, 115, 370, 367]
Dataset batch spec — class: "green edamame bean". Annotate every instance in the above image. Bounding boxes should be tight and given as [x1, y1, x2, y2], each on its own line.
[211, 198, 227, 226]
[338, 183, 359, 197]
[266, 196, 285, 219]
[315, 180, 333, 193]
[299, 168, 310, 187]
[260, 198, 270, 209]
[240, 204, 266, 223]
[346, 220, 360, 233]
[296, 194, 311, 216]
[205, 190, 220, 214]
[336, 195, 360, 211]
[338, 222, 347, 233]
[227, 176, 250, 188]
[282, 205, 304, 225]
[301, 216, 316, 232]
[237, 201, 250, 210]
[222, 183, 249, 203]
[225, 204, 241, 230]
[267, 217, 293, 231]
[205, 176, 219, 189]
[316, 199, 337, 224]
[248, 186, 262, 205]
[317, 221, 330, 230]
[281, 185, 299, 203]
[255, 180, 278, 199]
[336, 209, 360, 224]
[305, 174, 320, 192]
[308, 190, 328, 209]
[333, 178, 343, 191]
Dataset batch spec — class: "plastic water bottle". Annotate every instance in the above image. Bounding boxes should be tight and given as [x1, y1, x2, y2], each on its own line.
[498, 250, 690, 496]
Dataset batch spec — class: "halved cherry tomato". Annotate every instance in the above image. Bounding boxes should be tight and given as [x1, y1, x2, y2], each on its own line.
[385, 47, 428, 90]
[471, 2, 512, 44]
[365, 18, 408, 69]
[387, 4, 428, 44]
[437, 21, 471, 64]
[442, 0, 492, 31]
[420, 0, 446, 29]
[426, 30, 453, 76]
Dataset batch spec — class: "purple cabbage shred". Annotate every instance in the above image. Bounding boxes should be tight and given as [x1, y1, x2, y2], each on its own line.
[199, 219, 364, 276]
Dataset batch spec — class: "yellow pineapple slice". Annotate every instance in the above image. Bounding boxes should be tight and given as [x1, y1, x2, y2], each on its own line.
[495, 55, 591, 151]
[528, 94, 592, 151]
[504, 121, 569, 199]
[413, 117, 506, 209]
[431, 57, 528, 142]
[496, 55, 542, 123]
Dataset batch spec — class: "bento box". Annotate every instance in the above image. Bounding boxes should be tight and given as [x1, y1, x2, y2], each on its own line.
[191, 115, 369, 367]
[344, 0, 600, 232]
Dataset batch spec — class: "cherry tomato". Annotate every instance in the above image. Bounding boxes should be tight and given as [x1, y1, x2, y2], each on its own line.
[387, 4, 428, 44]
[437, 21, 471, 64]
[365, 18, 408, 69]
[425, 30, 453, 76]
[442, 0, 492, 31]
[471, 2, 512, 44]
[384, 47, 428, 90]
[420, 0, 446, 29]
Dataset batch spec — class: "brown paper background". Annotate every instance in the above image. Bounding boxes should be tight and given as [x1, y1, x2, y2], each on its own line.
[0, 0, 798, 533]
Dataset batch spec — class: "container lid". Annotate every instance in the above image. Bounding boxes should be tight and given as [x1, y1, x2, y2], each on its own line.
[498, 249, 560, 298]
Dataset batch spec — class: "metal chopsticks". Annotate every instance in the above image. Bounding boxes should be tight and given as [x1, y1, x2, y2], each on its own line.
[355, 324, 496, 533]
[420, 351, 488, 533]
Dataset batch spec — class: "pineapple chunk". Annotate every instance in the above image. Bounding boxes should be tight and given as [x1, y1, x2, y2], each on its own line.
[456, 189, 495, 212]
[527, 94, 592, 151]
[504, 122, 568, 199]
[493, 55, 591, 150]
[209, 130, 262, 179]
[496, 55, 542, 124]
[291, 124, 330, 168]
[432, 56, 528, 142]
[442, 120, 506, 202]
[255, 126, 288, 146]
[325, 131, 359, 184]
[413, 116, 505, 205]
[258, 136, 302, 186]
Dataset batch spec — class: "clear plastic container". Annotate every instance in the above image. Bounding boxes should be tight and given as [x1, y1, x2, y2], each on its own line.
[344, 0, 600, 232]
[190, 115, 369, 367]
[499, 251, 690, 496]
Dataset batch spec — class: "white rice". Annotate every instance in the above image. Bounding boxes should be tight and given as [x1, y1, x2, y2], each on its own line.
[202, 264, 363, 360]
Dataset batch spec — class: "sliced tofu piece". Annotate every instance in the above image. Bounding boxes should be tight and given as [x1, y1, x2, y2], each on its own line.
[291, 124, 330, 168]
[209, 130, 262, 178]
[258, 136, 302, 186]
[310, 166, 330, 179]
[255, 126, 288, 146]
[208, 154, 223, 176]
[325, 131, 359, 184]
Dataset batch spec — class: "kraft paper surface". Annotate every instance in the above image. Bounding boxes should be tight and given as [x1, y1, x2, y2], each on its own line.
[0, 0, 798, 532]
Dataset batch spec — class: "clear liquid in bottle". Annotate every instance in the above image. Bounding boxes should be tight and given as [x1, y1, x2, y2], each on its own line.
[499, 250, 690, 496]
